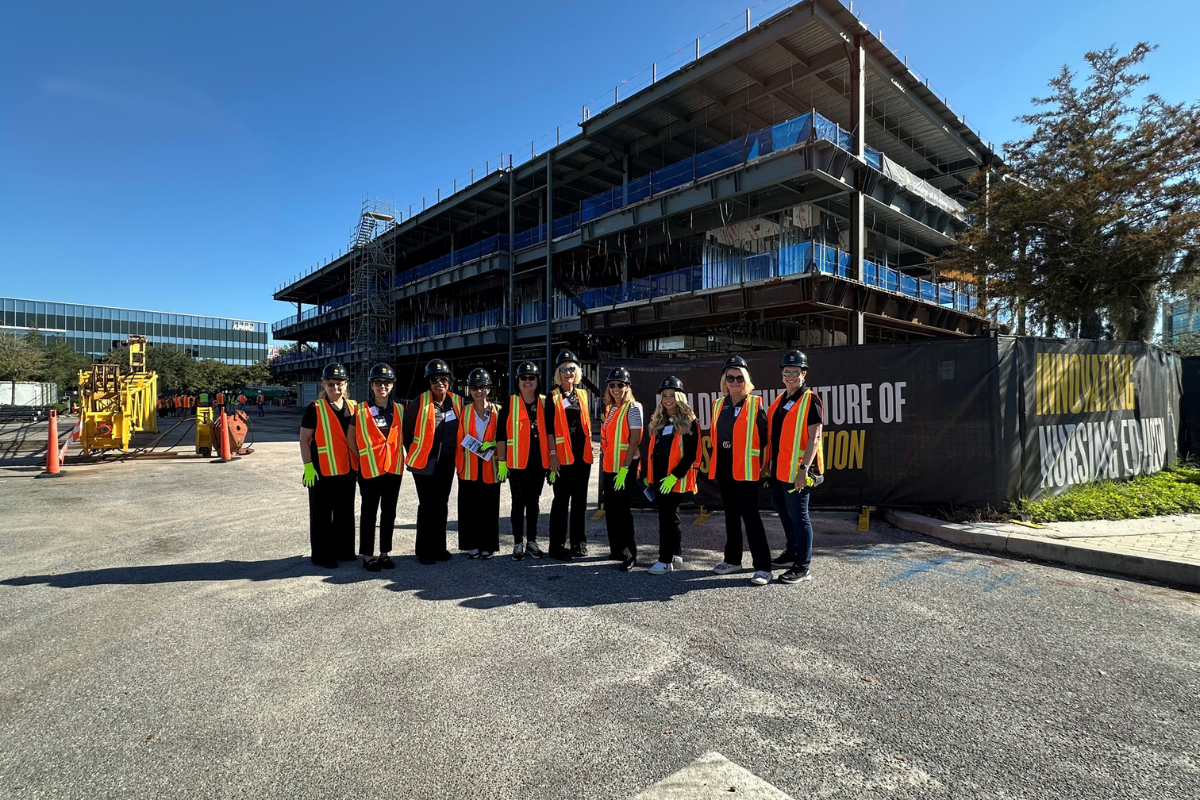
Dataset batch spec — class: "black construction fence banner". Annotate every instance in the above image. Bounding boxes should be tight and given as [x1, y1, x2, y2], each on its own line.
[610, 335, 1181, 510]
[1018, 338, 1181, 501]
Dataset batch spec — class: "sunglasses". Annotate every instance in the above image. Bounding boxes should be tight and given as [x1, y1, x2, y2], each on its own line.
[371, 379, 394, 386]
[607, 382, 628, 390]
[558, 366, 577, 374]
[470, 387, 489, 393]
[429, 377, 449, 384]
[781, 370, 805, 378]
[724, 374, 745, 383]
[519, 375, 537, 381]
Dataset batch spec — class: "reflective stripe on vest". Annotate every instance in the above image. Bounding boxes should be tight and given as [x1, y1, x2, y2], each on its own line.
[706, 394, 762, 482]
[551, 388, 593, 465]
[646, 428, 699, 493]
[315, 398, 357, 476]
[457, 403, 498, 483]
[600, 401, 632, 474]
[356, 402, 405, 478]
[768, 389, 825, 483]
[507, 394, 549, 470]
[406, 392, 463, 470]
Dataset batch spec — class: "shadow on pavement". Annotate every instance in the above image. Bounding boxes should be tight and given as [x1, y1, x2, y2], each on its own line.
[0, 556, 316, 588]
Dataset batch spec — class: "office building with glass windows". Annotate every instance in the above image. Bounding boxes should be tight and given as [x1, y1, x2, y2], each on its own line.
[0, 297, 269, 365]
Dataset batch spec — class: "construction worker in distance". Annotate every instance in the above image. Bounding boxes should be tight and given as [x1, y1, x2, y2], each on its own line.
[709, 355, 773, 586]
[299, 363, 359, 569]
[599, 366, 643, 572]
[496, 361, 549, 561]
[644, 376, 701, 575]
[237, 391, 247, 411]
[216, 389, 225, 412]
[256, 390, 266, 417]
[198, 389, 210, 416]
[403, 359, 463, 565]
[766, 350, 824, 585]
[355, 363, 404, 572]
[545, 350, 592, 561]
[457, 368, 503, 559]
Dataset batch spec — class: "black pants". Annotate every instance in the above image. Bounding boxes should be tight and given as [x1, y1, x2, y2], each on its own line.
[717, 474, 771, 572]
[308, 472, 357, 561]
[549, 461, 591, 550]
[508, 463, 545, 543]
[359, 472, 402, 556]
[458, 478, 501, 552]
[602, 470, 636, 558]
[657, 492, 685, 564]
[412, 457, 456, 559]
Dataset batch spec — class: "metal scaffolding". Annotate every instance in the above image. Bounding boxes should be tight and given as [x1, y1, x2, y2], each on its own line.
[348, 197, 396, 395]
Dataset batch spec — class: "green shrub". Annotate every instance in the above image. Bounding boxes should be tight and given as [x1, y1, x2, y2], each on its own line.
[1015, 464, 1200, 522]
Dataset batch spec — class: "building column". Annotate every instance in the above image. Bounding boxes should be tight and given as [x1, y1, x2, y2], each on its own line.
[507, 168, 516, 394]
[848, 34, 866, 346]
[545, 151, 554, 370]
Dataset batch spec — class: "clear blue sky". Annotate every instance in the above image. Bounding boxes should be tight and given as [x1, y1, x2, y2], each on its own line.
[2, 0, 1197, 340]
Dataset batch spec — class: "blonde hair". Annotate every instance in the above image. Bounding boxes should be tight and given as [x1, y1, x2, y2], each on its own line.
[553, 361, 580, 389]
[604, 382, 637, 410]
[649, 390, 696, 436]
[719, 366, 755, 396]
[318, 380, 352, 404]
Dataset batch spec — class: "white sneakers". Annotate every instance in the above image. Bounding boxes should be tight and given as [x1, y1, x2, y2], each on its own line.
[672, 555, 684, 568]
[648, 561, 673, 575]
[712, 562, 742, 575]
[749, 571, 773, 586]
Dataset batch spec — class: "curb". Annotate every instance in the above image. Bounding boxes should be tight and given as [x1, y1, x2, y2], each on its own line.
[881, 509, 1200, 590]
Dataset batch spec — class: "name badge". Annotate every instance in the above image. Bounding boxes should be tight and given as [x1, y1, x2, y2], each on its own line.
[734, 407, 741, 418]
[783, 401, 795, 411]
[562, 398, 573, 410]
[662, 425, 674, 435]
[375, 417, 387, 428]
[369, 406, 379, 417]
[444, 409, 457, 422]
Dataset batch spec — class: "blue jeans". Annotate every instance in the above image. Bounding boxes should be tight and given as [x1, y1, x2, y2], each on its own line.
[770, 476, 813, 570]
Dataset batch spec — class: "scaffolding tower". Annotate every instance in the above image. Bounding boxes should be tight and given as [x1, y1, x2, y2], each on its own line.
[348, 197, 397, 395]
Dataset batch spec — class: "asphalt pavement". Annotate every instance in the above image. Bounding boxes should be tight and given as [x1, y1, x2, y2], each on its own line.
[1, 408, 1197, 799]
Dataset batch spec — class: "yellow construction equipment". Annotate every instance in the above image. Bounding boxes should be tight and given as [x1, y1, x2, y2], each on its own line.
[77, 336, 159, 455]
[195, 406, 214, 457]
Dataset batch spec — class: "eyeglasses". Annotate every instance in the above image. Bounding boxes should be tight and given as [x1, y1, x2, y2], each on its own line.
[558, 366, 577, 374]
[607, 382, 628, 390]
[781, 370, 804, 378]
[724, 374, 745, 383]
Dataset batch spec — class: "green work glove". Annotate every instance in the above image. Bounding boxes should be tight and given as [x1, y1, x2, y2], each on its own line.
[548, 470, 557, 484]
[496, 460, 508, 482]
[659, 474, 679, 494]
[643, 478, 650, 487]
[480, 441, 496, 451]
[302, 463, 318, 487]
[614, 466, 629, 490]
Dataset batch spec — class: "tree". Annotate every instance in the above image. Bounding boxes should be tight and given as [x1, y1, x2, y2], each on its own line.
[941, 44, 1200, 340]
[0, 331, 45, 382]
[41, 336, 92, 392]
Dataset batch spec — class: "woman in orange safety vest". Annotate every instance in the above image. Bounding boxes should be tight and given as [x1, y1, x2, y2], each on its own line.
[457, 368, 502, 559]
[355, 363, 404, 572]
[766, 350, 824, 585]
[545, 350, 592, 561]
[599, 366, 643, 571]
[496, 361, 550, 561]
[403, 359, 463, 565]
[708, 355, 772, 586]
[299, 363, 358, 569]
[644, 375, 700, 576]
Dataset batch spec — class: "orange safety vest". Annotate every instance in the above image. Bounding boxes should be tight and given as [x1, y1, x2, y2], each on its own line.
[506, 393, 550, 470]
[645, 424, 700, 493]
[257, 394, 265, 404]
[217, 393, 225, 405]
[406, 391, 464, 471]
[355, 401, 405, 478]
[707, 394, 763, 482]
[313, 398, 358, 477]
[767, 389, 825, 483]
[550, 388, 593, 465]
[238, 394, 247, 404]
[599, 401, 636, 474]
[456, 403, 499, 483]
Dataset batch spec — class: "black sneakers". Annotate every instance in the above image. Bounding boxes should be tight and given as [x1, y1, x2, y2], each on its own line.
[771, 549, 797, 566]
[571, 542, 588, 558]
[619, 555, 637, 572]
[525, 541, 545, 559]
[363, 557, 381, 572]
[779, 565, 812, 584]
[379, 555, 395, 570]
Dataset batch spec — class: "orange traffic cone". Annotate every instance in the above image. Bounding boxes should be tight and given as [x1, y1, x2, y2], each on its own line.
[218, 407, 232, 462]
[38, 409, 65, 478]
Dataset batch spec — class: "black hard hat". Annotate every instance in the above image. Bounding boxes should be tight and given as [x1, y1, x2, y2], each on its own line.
[516, 361, 540, 377]
[659, 376, 684, 392]
[369, 363, 396, 381]
[780, 350, 809, 369]
[722, 355, 749, 371]
[322, 363, 349, 381]
[467, 368, 493, 388]
[424, 359, 452, 379]
[555, 350, 579, 367]
[606, 367, 632, 385]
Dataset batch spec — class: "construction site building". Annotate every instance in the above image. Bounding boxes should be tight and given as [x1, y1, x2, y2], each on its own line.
[270, 0, 997, 397]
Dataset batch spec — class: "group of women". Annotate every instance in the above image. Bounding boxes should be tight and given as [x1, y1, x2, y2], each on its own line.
[298, 348, 823, 585]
